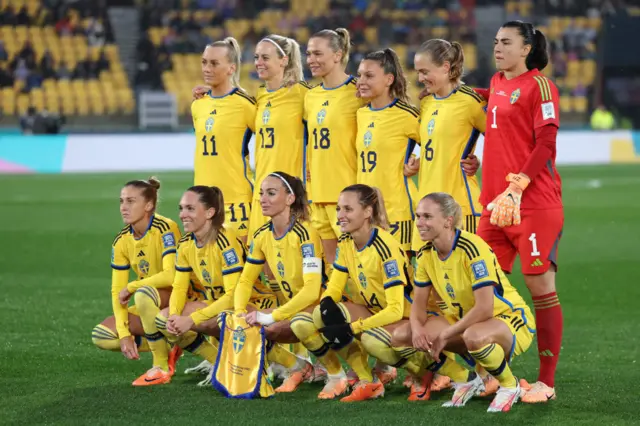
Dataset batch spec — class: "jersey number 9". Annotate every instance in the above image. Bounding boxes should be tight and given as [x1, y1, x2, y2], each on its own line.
[281, 281, 293, 299]
[359, 151, 377, 173]
[312, 128, 330, 149]
[259, 127, 275, 148]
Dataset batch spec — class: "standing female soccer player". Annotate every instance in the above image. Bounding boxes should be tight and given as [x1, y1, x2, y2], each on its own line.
[191, 37, 256, 241]
[408, 39, 486, 240]
[355, 49, 420, 251]
[235, 172, 323, 393]
[293, 185, 468, 402]
[479, 21, 563, 403]
[92, 177, 182, 386]
[304, 28, 363, 266]
[405, 193, 536, 412]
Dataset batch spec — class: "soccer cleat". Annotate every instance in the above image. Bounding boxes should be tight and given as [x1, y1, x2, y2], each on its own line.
[431, 373, 452, 391]
[274, 362, 313, 393]
[407, 371, 433, 401]
[317, 378, 349, 400]
[403, 374, 413, 388]
[132, 367, 172, 386]
[373, 365, 397, 385]
[270, 362, 288, 380]
[520, 380, 556, 403]
[519, 378, 532, 391]
[167, 345, 183, 376]
[184, 359, 213, 375]
[487, 384, 521, 413]
[340, 380, 385, 402]
[196, 365, 214, 387]
[308, 362, 328, 383]
[479, 374, 500, 397]
[346, 368, 359, 387]
[442, 375, 484, 408]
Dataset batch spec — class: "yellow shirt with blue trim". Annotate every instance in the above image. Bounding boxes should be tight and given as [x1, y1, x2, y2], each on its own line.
[323, 227, 412, 333]
[191, 88, 256, 203]
[170, 227, 272, 322]
[356, 99, 420, 220]
[418, 86, 486, 216]
[304, 76, 364, 203]
[254, 82, 310, 197]
[110, 214, 180, 338]
[414, 229, 535, 332]
[234, 220, 324, 321]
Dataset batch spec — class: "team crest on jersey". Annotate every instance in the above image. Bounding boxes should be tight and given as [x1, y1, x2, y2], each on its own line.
[262, 108, 271, 124]
[427, 118, 435, 136]
[301, 243, 315, 258]
[510, 89, 521, 104]
[111, 247, 115, 262]
[363, 130, 373, 148]
[383, 260, 400, 279]
[277, 261, 285, 278]
[232, 326, 246, 354]
[202, 268, 212, 284]
[249, 241, 254, 254]
[358, 271, 367, 289]
[223, 249, 239, 266]
[446, 283, 455, 299]
[205, 117, 214, 132]
[472, 260, 489, 280]
[139, 259, 150, 275]
[317, 108, 327, 125]
[163, 233, 176, 248]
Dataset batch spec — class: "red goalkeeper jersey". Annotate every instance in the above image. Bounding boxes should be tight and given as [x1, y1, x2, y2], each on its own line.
[481, 69, 562, 210]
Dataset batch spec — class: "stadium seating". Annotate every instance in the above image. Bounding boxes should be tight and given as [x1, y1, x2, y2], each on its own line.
[0, 0, 134, 117]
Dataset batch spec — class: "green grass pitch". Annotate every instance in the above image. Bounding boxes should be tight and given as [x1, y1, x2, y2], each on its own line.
[1, 165, 639, 425]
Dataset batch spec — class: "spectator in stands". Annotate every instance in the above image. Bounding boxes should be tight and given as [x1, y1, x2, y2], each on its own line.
[0, 66, 14, 88]
[55, 13, 74, 36]
[13, 58, 31, 82]
[590, 104, 615, 130]
[96, 50, 110, 74]
[16, 5, 30, 25]
[73, 57, 90, 79]
[0, 41, 8, 62]
[0, 5, 17, 25]
[26, 69, 43, 91]
[39, 51, 54, 78]
[18, 41, 36, 64]
[87, 18, 106, 48]
[20, 107, 38, 135]
[57, 60, 72, 80]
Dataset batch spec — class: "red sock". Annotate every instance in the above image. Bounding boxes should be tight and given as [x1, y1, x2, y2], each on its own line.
[532, 292, 563, 388]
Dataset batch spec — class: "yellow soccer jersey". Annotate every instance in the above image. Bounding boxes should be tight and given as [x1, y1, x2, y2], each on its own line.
[110, 214, 181, 338]
[356, 99, 420, 221]
[254, 82, 310, 198]
[418, 86, 486, 216]
[192, 88, 256, 203]
[414, 230, 535, 333]
[323, 228, 412, 333]
[304, 76, 364, 203]
[170, 228, 272, 321]
[235, 220, 324, 321]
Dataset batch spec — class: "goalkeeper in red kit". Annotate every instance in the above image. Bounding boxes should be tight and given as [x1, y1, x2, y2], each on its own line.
[476, 20, 563, 404]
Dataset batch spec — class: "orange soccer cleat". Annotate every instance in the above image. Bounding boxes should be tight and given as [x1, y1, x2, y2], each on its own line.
[274, 362, 313, 393]
[132, 367, 172, 387]
[407, 371, 433, 401]
[340, 381, 385, 402]
[167, 345, 183, 376]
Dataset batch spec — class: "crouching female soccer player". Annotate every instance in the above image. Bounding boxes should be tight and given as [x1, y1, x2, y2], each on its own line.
[92, 177, 182, 386]
[155, 186, 276, 385]
[396, 192, 536, 412]
[235, 171, 324, 393]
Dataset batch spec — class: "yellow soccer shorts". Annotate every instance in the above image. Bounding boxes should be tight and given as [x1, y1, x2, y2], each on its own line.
[411, 214, 479, 251]
[311, 202, 340, 240]
[388, 216, 414, 251]
[224, 201, 251, 238]
[495, 309, 536, 359]
[247, 200, 268, 245]
[248, 295, 278, 312]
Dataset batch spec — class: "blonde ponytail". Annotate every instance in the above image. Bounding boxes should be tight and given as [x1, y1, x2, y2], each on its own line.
[262, 34, 304, 87]
[208, 36, 243, 89]
[341, 184, 389, 231]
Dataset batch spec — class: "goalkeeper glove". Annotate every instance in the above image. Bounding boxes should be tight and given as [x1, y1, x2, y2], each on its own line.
[320, 296, 347, 326]
[319, 323, 354, 349]
[487, 173, 530, 228]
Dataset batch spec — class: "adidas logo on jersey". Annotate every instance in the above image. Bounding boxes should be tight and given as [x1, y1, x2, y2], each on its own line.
[531, 259, 544, 267]
[200, 260, 206, 266]
[322, 100, 329, 106]
[265, 101, 272, 107]
[444, 273, 449, 279]
[210, 110, 217, 115]
[137, 250, 145, 257]
[368, 122, 374, 128]
[238, 224, 247, 230]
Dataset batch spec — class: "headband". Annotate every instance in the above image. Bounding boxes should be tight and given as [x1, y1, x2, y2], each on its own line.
[260, 38, 286, 57]
[269, 173, 294, 194]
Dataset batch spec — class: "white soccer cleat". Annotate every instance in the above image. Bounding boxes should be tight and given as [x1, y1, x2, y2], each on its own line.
[184, 359, 213, 375]
[487, 383, 521, 413]
[196, 365, 214, 387]
[442, 375, 484, 408]
[269, 362, 288, 380]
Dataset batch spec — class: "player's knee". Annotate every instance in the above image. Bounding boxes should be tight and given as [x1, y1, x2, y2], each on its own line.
[390, 323, 411, 347]
[462, 327, 488, 351]
[290, 312, 316, 341]
[360, 329, 391, 358]
[91, 324, 119, 351]
[134, 286, 160, 309]
[524, 270, 556, 297]
[311, 304, 325, 329]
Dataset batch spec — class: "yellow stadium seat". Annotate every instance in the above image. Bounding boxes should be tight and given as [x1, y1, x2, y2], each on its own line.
[559, 96, 572, 113]
[572, 96, 588, 113]
[16, 94, 30, 116]
[567, 60, 580, 77]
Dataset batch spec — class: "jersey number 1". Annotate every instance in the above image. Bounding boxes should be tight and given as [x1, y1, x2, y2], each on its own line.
[491, 106, 498, 129]
[529, 233, 541, 256]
